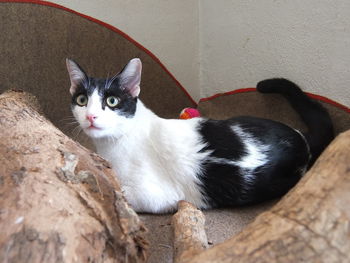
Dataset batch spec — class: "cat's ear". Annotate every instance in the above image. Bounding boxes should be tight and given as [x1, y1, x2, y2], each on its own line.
[66, 58, 88, 95]
[119, 58, 142, 98]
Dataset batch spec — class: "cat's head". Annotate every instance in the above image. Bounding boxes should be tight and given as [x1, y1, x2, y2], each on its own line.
[66, 58, 142, 139]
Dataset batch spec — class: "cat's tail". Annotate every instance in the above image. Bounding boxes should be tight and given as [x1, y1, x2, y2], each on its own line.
[256, 78, 334, 165]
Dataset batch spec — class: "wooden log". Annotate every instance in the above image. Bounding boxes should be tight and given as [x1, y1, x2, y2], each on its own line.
[0, 90, 148, 263]
[172, 201, 208, 263]
[185, 129, 350, 263]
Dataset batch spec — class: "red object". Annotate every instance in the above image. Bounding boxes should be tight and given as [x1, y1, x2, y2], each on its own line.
[180, 108, 201, 119]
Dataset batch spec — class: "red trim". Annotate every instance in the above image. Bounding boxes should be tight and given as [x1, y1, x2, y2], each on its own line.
[2, 0, 349, 113]
[306, 92, 350, 113]
[0, 0, 197, 105]
[200, 88, 350, 114]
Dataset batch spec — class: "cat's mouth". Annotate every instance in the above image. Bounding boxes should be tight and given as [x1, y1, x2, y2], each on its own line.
[87, 124, 101, 130]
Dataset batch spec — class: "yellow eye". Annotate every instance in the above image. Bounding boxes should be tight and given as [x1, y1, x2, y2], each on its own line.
[106, 96, 119, 107]
[76, 94, 88, 106]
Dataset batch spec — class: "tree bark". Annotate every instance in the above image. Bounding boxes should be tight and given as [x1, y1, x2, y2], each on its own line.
[172, 201, 208, 263]
[0, 90, 148, 263]
[184, 129, 350, 263]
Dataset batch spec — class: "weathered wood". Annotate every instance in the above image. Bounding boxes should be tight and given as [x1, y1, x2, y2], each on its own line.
[185, 129, 350, 263]
[172, 201, 208, 263]
[0, 90, 148, 263]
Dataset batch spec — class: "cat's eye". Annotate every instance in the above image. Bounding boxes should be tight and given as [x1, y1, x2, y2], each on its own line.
[106, 96, 120, 108]
[76, 94, 88, 106]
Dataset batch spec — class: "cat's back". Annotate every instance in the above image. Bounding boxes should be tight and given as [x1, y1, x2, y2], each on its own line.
[155, 115, 308, 163]
[199, 116, 307, 151]
[151, 117, 208, 159]
[196, 116, 310, 207]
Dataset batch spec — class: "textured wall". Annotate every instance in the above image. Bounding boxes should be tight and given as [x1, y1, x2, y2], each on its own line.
[200, 0, 350, 106]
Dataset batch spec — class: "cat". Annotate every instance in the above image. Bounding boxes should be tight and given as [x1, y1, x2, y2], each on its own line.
[66, 58, 334, 214]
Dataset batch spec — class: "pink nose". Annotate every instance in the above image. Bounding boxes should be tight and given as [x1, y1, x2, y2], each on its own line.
[86, 114, 97, 123]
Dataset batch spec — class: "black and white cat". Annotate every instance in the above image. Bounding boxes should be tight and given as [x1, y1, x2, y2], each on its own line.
[66, 58, 334, 213]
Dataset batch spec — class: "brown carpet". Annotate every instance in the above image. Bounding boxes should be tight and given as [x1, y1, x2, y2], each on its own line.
[140, 201, 275, 263]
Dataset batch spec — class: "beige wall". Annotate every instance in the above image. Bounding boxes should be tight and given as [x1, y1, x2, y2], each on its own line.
[200, 0, 350, 106]
[50, 0, 350, 107]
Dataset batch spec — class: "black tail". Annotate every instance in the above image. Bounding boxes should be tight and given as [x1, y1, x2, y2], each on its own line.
[257, 78, 334, 165]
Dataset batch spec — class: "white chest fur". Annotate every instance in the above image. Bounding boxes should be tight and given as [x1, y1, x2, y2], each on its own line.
[93, 101, 209, 213]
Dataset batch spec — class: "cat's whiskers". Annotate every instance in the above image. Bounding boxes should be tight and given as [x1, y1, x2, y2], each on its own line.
[59, 116, 81, 134]
[71, 125, 83, 140]
[59, 116, 77, 123]
[62, 122, 79, 129]
[61, 118, 78, 124]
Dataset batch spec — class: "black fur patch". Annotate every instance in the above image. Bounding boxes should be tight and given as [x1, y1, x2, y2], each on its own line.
[198, 119, 245, 159]
[71, 76, 137, 118]
[197, 117, 310, 208]
[257, 78, 334, 165]
[101, 76, 137, 117]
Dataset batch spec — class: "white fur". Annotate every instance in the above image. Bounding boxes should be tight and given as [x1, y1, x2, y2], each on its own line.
[74, 99, 210, 213]
[73, 90, 134, 139]
[203, 126, 270, 184]
[73, 95, 274, 212]
[231, 125, 269, 183]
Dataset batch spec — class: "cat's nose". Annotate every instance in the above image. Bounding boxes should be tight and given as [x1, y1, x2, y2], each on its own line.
[86, 114, 97, 123]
